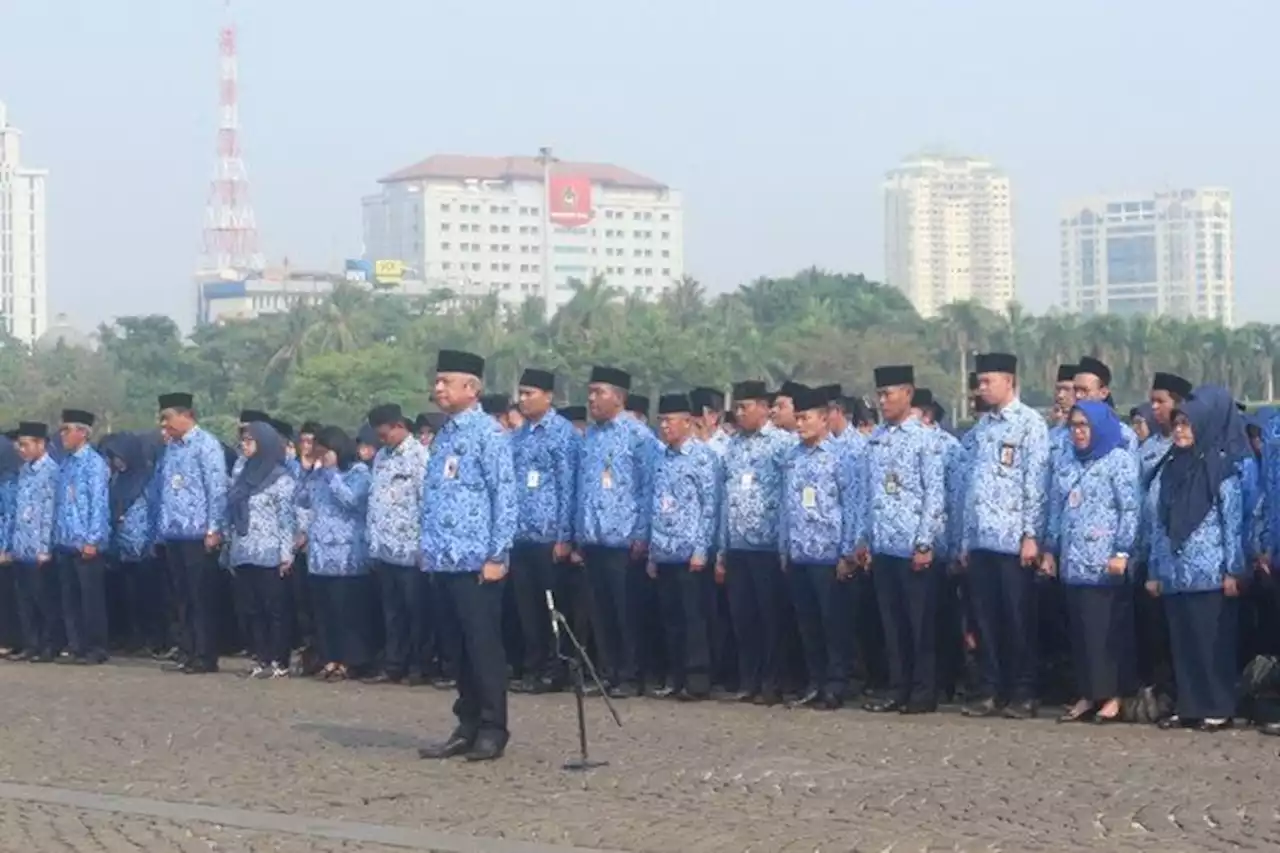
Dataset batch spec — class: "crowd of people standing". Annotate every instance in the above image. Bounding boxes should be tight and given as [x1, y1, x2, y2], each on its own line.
[1, 347, 1279, 763]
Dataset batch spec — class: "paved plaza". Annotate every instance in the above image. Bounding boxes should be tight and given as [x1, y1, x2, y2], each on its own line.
[0, 658, 1276, 852]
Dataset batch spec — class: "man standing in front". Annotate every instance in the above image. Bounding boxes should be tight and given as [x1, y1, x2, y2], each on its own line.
[52, 409, 111, 665]
[418, 350, 516, 762]
[9, 422, 58, 662]
[509, 367, 579, 694]
[853, 367, 946, 714]
[156, 392, 228, 675]
[959, 354, 1050, 719]
[365, 403, 429, 686]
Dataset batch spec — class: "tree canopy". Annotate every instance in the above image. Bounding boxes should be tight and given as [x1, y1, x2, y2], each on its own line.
[8, 270, 1273, 437]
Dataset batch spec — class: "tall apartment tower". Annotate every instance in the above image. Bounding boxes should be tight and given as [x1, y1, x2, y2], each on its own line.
[0, 102, 48, 345]
[884, 154, 1015, 318]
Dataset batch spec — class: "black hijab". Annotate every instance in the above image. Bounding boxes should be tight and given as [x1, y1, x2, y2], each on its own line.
[99, 432, 153, 522]
[227, 421, 288, 536]
[1157, 385, 1238, 551]
[0, 436, 22, 480]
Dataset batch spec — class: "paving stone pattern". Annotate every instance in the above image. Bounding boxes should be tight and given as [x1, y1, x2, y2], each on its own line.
[0, 658, 1277, 852]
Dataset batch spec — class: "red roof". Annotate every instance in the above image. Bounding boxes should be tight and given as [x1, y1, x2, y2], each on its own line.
[379, 154, 665, 190]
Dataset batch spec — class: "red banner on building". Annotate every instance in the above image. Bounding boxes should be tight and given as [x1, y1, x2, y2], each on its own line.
[548, 175, 594, 227]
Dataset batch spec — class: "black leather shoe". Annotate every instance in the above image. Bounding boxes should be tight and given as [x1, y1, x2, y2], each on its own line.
[464, 731, 509, 762]
[1157, 715, 1195, 730]
[607, 682, 637, 699]
[7, 650, 31, 662]
[1260, 722, 1280, 737]
[754, 691, 781, 707]
[418, 729, 475, 759]
[789, 688, 822, 709]
[722, 690, 757, 703]
[818, 693, 843, 711]
[182, 661, 218, 675]
[676, 688, 708, 702]
[863, 697, 903, 713]
[1003, 699, 1038, 720]
[1198, 719, 1233, 733]
[404, 673, 426, 688]
[431, 677, 457, 690]
[961, 698, 1003, 718]
[901, 700, 937, 715]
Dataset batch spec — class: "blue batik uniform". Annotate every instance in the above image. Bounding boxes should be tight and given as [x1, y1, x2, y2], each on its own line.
[575, 414, 654, 549]
[1147, 472, 1244, 593]
[935, 429, 965, 561]
[855, 418, 945, 559]
[155, 426, 228, 543]
[719, 428, 791, 553]
[0, 475, 18, 557]
[962, 399, 1051, 557]
[12, 454, 57, 563]
[298, 464, 371, 576]
[367, 435, 429, 567]
[647, 439, 718, 564]
[227, 474, 297, 569]
[52, 445, 110, 554]
[420, 405, 517, 573]
[511, 410, 578, 546]
[1237, 455, 1261, 561]
[113, 488, 155, 563]
[1046, 448, 1140, 585]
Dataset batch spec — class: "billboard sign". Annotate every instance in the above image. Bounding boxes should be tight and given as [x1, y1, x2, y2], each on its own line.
[373, 259, 404, 284]
[548, 175, 594, 227]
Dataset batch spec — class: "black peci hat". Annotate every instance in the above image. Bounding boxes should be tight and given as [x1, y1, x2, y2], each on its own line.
[239, 409, 270, 425]
[732, 380, 770, 401]
[626, 394, 650, 416]
[436, 349, 485, 378]
[480, 394, 509, 416]
[1056, 364, 1078, 383]
[911, 388, 933, 408]
[777, 380, 805, 400]
[690, 386, 724, 413]
[658, 393, 692, 415]
[790, 384, 827, 413]
[18, 421, 48, 440]
[268, 418, 294, 441]
[518, 368, 555, 392]
[1152, 372, 1193, 399]
[589, 365, 631, 390]
[974, 353, 1017, 375]
[1076, 356, 1112, 387]
[367, 403, 404, 428]
[874, 365, 914, 388]
[158, 392, 193, 411]
[61, 409, 95, 427]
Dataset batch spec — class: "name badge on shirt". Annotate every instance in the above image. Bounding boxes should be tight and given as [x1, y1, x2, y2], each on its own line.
[884, 472, 899, 495]
[1068, 489, 1082, 508]
[602, 468, 614, 490]
[526, 470, 541, 489]
[444, 456, 460, 480]
[740, 472, 754, 488]
[170, 474, 184, 490]
[999, 443, 1016, 467]
[660, 494, 676, 513]
[802, 486, 817, 509]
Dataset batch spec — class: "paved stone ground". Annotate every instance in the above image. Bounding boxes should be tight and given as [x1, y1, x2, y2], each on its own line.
[0, 657, 1278, 852]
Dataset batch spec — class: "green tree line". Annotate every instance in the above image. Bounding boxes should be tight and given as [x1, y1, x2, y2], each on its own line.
[6, 270, 1276, 437]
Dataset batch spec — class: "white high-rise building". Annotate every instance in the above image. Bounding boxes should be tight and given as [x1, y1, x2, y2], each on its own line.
[0, 102, 48, 345]
[1059, 188, 1233, 324]
[362, 154, 685, 314]
[883, 154, 1015, 318]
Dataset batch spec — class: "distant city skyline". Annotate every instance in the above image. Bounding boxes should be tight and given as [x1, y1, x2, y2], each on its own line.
[1, 0, 1276, 331]
[0, 101, 48, 345]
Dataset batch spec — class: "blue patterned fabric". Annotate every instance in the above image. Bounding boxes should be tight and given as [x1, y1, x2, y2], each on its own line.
[227, 472, 297, 569]
[112, 489, 154, 563]
[961, 399, 1051, 556]
[646, 438, 718, 563]
[936, 428, 966, 560]
[718, 427, 792, 552]
[367, 434, 429, 567]
[420, 405, 517, 573]
[854, 418, 945, 559]
[155, 426, 228, 542]
[575, 413, 655, 548]
[297, 463, 371, 576]
[1046, 447, 1140, 585]
[52, 444, 111, 552]
[1147, 471, 1243, 593]
[0, 477, 17, 556]
[779, 438, 856, 566]
[511, 410, 579, 545]
[11, 454, 58, 562]
[1238, 455, 1261, 560]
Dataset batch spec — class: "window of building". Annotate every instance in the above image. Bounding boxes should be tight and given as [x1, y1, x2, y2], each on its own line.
[661, 212, 669, 222]
[662, 268, 670, 277]
[521, 264, 530, 273]
[442, 242, 451, 250]
[440, 223, 450, 231]
[491, 263, 500, 271]
[661, 232, 670, 240]
[472, 262, 481, 271]
[661, 249, 670, 258]
[441, 204, 451, 212]
[491, 244, 501, 252]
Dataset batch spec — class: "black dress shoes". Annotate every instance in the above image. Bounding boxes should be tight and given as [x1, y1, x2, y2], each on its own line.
[863, 698, 903, 714]
[418, 729, 475, 759]
[789, 688, 822, 709]
[465, 731, 509, 762]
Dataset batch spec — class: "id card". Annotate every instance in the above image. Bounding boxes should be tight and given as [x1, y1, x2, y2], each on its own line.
[1068, 488, 1082, 508]
[802, 486, 817, 509]
[602, 468, 614, 490]
[444, 456, 459, 480]
[884, 472, 899, 495]
[660, 494, 676, 513]
[741, 472, 754, 488]
[171, 474, 184, 490]
[526, 470, 541, 489]
[999, 444, 1016, 467]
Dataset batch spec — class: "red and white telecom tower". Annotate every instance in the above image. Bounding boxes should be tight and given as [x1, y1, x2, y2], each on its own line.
[199, 1, 263, 276]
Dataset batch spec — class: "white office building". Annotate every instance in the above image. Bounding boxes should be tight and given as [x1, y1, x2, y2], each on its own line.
[1059, 188, 1234, 323]
[883, 154, 1015, 318]
[362, 154, 685, 313]
[0, 102, 48, 345]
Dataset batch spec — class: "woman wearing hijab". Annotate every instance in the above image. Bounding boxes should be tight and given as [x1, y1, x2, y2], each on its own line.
[0, 435, 24, 655]
[356, 423, 380, 465]
[1146, 386, 1245, 732]
[98, 432, 165, 655]
[226, 421, 297, 678]
[297, 425, 372, 681]
[1042, 402, 1140, 723]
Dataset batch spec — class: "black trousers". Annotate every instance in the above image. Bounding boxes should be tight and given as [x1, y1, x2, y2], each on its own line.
[583, 545, 637, 686]
[1065, 583, 1134, 701]
[968, 549, 1038, 702]
[424, 572, 461, 679]
[873, 554, 939, 705]
[288, 549, 314, 651]
[438, 571, 508, 736]
[311, 574, 372, 669]
[936, 570, 965, 698]
[1133, 561, 1174, 693]
[725, 549, 783, 696]
[375, 561, 423, 678]
[120, 558, 168, 651]
[655, 561, 712, 694]
[0, 562, 20, 650]
[787, 562, 847, 698]
[14, 561, 60, 655]
[849, 570, 887, 689]
[510, 541, 567, 681]
[628, 552, 665, 687]
[234, 566, 290, 666]
[56, 550, 108, 659]
[165, 539, 221, 668]
[1166, 590, 1238, 720]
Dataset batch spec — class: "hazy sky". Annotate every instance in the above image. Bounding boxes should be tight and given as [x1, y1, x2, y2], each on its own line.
[2, 0, 1278, 330]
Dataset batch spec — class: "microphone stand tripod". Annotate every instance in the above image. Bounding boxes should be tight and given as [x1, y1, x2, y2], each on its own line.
[551, 607, 622, 771]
